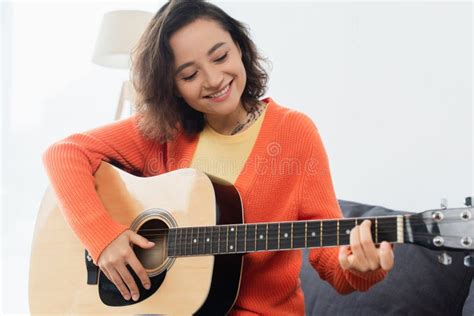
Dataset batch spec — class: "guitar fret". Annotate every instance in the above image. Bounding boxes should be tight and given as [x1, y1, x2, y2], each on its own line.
[214, 226, 220, 254]
[293, 221, 305, 249]
[173, 228, 178, 257]
[244, 225, 247, 252]
[339, 219, 353, 246]
[227, 225, 236, 252]
[254, 224, 257, 251]
[265, 224, 268, 250]
[268, 223, 279, 250]
[167, 228, 174, 257]
[219, 226, 227, 254]
[290, 222, 293, 249]
[307, 221, 320, 248]
[378, 216, 399, 244]
[216, 226, 221, 253]
[201, 227, 205, 254]
[191, 227, 195, 255]
[322, 220, 337, 246]
[181, 228, 184, 256]
[280, 222, 291, 249]
[192, 227, 198, 255]
[185, 228, 189, 255]
[179, 228, 184, 256]
[225, 226, 229, 252]
[217, 226, 221, 254]
[188, 227, 193, 255]
[184, 228, 188, 255]
[167, 229, 172, 256]
[237, 225, 245, 252]
[203, 226, 210, 254]
[245, 224, 255, 252]
[197, 227, 200, 254]
[278, 223, 280, 249]
[320, 221, 323, 247]
[256, 224, 266, 251]
[233, 226, 237, 252]
[305, 222, 307, 248]
[189, 227, 193, 255]
[209, 227, 213, 254]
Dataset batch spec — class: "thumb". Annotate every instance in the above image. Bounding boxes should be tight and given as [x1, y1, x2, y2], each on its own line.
[129, 231, 155, 249]
[338, 245, 351, 270]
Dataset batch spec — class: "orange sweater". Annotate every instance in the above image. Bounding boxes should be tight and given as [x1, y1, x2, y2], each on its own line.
[43, 98, 386, 315]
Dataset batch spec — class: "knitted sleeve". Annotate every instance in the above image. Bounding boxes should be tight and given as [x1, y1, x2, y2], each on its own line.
[296, 113, 386, 294]
[42, 115, 157, 262]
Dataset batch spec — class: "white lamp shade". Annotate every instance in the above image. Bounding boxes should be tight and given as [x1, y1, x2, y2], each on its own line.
[92, 10, 153, 69]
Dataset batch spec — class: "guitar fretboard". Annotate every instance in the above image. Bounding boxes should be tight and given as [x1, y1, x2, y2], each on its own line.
[166, 216, 403, 257]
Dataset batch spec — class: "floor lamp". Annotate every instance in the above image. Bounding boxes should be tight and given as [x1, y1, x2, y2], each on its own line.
[91, 10, 153, 120]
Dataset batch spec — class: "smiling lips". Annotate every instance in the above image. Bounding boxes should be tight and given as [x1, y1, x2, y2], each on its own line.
[205, 80, 232, 102]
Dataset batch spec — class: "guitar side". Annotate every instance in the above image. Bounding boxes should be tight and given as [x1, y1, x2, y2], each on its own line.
[29, 162, 243, 315]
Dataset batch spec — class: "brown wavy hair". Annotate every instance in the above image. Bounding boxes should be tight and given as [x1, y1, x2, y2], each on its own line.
[130, 0, 269, 143]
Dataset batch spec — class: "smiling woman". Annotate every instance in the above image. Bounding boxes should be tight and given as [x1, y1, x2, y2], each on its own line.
[131, 0, 268, 142]
[39, 0, 395, 315]
[170, 19, 249, 135]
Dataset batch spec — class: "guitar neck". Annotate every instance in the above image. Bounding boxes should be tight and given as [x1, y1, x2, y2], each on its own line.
[166, 216, 404, 257]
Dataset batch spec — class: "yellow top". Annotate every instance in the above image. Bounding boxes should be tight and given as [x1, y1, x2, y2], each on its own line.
[190, 105, 268, 184]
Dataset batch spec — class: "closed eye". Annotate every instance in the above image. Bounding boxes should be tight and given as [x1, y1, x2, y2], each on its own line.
[182, 72, 197, 81]
[181, 52, 228, 81]
[215, 52, 228, 62]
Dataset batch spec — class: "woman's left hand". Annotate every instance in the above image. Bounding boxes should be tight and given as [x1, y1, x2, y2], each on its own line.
[338, 219, 394, 273]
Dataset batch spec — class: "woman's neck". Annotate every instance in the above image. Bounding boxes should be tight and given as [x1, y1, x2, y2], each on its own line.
[205, 101, 265, 135]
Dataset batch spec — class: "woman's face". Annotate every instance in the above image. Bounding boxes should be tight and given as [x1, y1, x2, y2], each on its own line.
[170, 18, 247, 118]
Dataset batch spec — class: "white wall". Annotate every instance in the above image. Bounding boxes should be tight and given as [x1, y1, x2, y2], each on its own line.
[1, 1, 472, 314]
[226, 1, 472, 212]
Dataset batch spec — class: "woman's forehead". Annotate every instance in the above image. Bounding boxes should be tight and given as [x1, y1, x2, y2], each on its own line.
[170, 19, 232, 61]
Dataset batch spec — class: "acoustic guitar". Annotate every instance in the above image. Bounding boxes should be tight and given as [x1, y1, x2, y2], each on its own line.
[29, 162, 474, 315]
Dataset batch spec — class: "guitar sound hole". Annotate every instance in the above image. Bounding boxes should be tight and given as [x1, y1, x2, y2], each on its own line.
[134, 219, 169, 271]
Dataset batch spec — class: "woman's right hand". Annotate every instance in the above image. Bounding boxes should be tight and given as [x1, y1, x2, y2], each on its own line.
[97, 230, 155, 301]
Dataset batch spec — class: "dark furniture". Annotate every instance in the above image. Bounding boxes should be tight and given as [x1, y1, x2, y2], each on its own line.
[300, 200, 474, 316]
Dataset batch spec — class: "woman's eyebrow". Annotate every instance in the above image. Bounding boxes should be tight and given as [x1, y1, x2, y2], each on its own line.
[207, 41, 226, 56]
[175, 42, 227, 75]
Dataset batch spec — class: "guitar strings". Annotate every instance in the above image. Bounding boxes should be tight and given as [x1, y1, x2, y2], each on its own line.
[139, 227, 471, 241]
[163, 232, 473, 255]
[136, 220, 471, 239]
[139, 217, 461, 231]
[139, 230, 471, 250]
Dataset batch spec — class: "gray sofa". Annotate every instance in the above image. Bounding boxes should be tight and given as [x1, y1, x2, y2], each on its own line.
[300, 200, 474, 315]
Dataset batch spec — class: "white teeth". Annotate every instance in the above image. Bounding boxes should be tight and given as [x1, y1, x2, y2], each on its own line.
[208, 84, 230, 98]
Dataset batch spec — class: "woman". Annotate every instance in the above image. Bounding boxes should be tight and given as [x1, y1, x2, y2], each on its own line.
[43, 1, 394, 314]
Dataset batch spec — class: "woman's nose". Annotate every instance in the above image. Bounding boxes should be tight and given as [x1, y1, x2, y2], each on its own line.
[203, 66, 224, 90]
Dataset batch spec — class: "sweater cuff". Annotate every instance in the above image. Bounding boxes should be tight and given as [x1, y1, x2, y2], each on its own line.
[74, 214, 129, 264]
[342, 268, 387, 291]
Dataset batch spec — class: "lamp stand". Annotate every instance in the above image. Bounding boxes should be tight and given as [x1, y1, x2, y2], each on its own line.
[115, 80, 135, 120]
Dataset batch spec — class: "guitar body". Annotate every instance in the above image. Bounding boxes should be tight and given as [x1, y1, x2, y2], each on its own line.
[30, 162, 474, 314]
[29, 162, 244, 315]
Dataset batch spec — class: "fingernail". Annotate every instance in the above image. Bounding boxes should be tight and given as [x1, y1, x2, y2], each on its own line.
[132, 294, 139, 301]
[148, 241, 155, 245]
[124, 294, 130, 300]
[144, 283, 150, 290]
